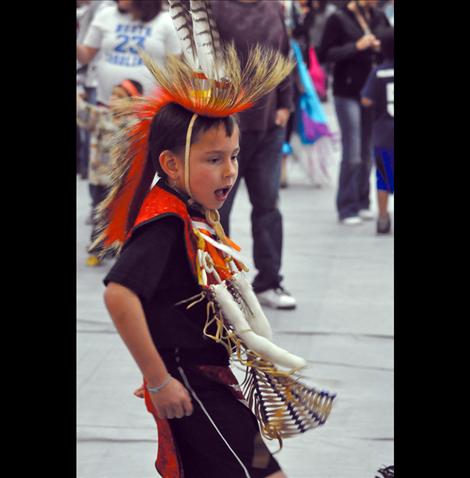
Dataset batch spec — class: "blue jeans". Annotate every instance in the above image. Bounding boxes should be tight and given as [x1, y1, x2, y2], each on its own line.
[219, 126, 285, 293]
[334, 96, 373, 220]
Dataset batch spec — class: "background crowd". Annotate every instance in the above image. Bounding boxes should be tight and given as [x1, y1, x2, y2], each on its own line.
[77, 0, 394, 309]
[77, 2, 394, 477]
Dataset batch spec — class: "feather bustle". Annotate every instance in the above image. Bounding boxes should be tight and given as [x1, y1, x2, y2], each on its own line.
[90, 93, 174, 254]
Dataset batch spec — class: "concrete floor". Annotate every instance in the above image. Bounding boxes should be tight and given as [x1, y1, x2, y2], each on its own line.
[77, 101, 394, 477]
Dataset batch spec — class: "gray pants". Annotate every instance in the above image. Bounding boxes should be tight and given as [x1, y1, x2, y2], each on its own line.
[219, 126, 285, 293]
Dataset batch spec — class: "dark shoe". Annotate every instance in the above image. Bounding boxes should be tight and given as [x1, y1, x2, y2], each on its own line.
[376, 214, 391, 234]
[375, 465, 394, 478]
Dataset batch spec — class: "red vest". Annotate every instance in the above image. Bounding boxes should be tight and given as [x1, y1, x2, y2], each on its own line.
[130, 183, 202, 280]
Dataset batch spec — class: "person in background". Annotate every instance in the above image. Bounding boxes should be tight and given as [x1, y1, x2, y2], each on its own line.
[290, 0, 337, 76]
[211, 0, 297, 310]
[77, 79, 144, 266]
[308, 0, 337, 101]
[77, 0, 114, 180]
[280, 0, 308, 189]
[309, 1, 338, 53]
[76, 0, 180, 107]
[361, 26, 394, 234]
[318, 0, 389, 226]
[290, 0, 315, 64]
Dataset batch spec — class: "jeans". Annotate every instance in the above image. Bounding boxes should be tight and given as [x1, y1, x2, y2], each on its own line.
[219, 126, 285, 293]
[334, 96, 373, 220]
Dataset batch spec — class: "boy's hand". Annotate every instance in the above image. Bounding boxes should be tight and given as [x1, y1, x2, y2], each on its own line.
[150, 378, 193, 419]
[133, 385, 145, 398]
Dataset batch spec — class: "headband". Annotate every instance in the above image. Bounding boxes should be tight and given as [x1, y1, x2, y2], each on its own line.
[119, 79, 141, 98]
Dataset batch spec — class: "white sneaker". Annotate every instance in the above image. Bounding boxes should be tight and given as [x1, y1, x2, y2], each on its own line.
[340, 216, 362, 226]
[256, 287, 297, 310]
[358, 209, 375, 220]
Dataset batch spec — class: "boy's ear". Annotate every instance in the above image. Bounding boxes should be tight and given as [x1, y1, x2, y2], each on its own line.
[159, 150, 181, 179]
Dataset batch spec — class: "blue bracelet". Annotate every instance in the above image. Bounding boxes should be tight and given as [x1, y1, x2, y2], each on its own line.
[147, 375, 172, 394]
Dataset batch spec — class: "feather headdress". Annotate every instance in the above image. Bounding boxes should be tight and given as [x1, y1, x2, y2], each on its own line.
[92, 0, 294, 254]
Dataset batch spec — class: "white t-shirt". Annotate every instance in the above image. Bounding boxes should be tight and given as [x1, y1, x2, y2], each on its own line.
[83, 6, 181, 104]
[77, 1, 115, 89]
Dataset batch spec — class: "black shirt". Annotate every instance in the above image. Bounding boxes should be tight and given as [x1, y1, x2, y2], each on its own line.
[103, 185, 229, 363]
[318, 6, 389, 99]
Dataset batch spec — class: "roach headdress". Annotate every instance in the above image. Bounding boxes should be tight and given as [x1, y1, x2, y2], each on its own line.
[93, 0, 293, 254]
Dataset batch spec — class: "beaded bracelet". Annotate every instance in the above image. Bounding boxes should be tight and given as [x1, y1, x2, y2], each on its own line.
[147, 375, 172, 394]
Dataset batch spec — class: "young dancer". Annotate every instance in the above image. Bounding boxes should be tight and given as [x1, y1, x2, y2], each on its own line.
[95, 2, 335, 476]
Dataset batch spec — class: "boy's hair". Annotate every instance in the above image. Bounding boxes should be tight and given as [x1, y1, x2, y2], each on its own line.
[150, 103, 238, 178]
[379, 27, 394, 61]
[126, 103, 238, 231]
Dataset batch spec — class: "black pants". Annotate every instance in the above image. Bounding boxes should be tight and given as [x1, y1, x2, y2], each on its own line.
[219, 126, 286, 293]
[163, 350, 281, 477]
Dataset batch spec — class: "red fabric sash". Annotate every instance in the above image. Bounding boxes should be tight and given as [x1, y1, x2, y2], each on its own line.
[143, 383, 184, 478]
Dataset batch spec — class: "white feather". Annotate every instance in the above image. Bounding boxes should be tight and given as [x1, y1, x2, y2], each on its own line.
[168, 0, 200, 71]
[190, 0, 224, 80]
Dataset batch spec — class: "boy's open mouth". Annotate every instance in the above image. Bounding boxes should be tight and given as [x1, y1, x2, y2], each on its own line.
[214, 186, 232, 201]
